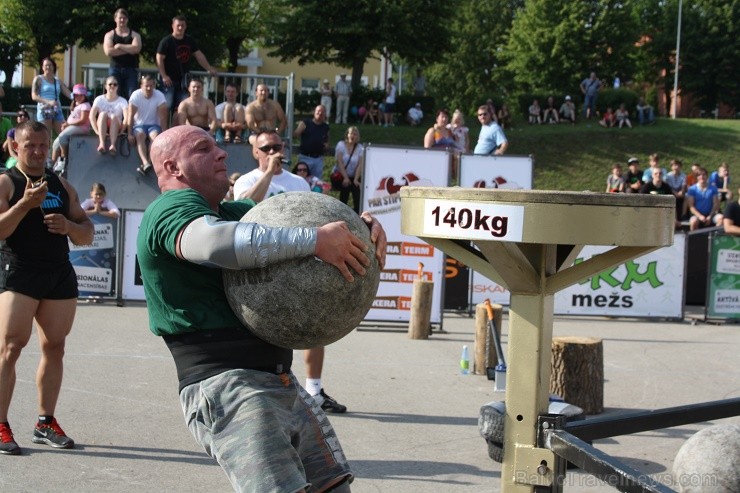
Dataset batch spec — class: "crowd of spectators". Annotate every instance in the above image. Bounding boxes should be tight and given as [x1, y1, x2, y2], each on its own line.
[606, 153, 731, 231]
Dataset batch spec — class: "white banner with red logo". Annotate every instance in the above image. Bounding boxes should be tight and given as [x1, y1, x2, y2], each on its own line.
[362, 145, 450, 323]
[458, 154, 534, 306]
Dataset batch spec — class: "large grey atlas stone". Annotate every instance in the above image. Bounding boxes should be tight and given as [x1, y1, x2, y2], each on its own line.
[672, 423, 740, 493]
[223, 192, 380, 349]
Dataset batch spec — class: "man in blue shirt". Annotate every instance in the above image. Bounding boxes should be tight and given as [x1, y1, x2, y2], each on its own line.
[473, 105, 508, 155]
[687, 167, 723, 231]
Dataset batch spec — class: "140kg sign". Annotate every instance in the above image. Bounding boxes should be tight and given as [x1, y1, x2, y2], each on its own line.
[423, 200, 524, 241]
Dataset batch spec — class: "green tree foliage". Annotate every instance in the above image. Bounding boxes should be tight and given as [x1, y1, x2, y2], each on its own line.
[631, 0, 683, 109]
[72, 1, 278, 73]
[72, 2, 225, 69]
[265, 0, 454, 90]
[503, 0, 640, 96]
[0, 0, 79, 67]
[632, 0, 739, 113]
[0, 25, 24, 88]
[677, 0, 739, 111]
[219, 1, 281, 73]
[426, 0, 521, 114]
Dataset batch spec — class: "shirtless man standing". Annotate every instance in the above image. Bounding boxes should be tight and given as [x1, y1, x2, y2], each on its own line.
[245, 84, 286, 145]
[176, 79, 216, 135]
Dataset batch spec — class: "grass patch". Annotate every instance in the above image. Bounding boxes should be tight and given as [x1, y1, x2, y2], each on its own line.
[318, 117, 739, 192]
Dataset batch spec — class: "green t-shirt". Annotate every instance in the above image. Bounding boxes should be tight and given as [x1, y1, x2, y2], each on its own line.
[137, 188, 255, 336]
[0, 118, 12, 144]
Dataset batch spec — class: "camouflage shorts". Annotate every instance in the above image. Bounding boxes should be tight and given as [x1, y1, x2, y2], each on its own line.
[180, 369, 352, 493]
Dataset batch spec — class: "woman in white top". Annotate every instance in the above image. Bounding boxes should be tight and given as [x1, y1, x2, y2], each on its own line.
[334, 126, 364, 213]
[90, 76, 129, 154]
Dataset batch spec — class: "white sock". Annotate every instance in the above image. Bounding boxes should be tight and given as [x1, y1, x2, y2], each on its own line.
[305, 378, 322, 397]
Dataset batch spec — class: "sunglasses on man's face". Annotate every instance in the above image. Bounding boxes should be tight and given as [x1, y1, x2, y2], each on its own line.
[258, 144, 282, 153]
[296, 168, 309, 173]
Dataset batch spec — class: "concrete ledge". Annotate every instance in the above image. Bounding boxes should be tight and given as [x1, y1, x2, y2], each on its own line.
[67, 134, 259, 211]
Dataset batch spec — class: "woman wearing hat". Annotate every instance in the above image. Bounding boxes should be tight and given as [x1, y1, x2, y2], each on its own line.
[50, 84, 91, 172]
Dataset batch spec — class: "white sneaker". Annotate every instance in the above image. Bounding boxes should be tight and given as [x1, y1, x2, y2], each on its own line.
[53, 158, 66, 174]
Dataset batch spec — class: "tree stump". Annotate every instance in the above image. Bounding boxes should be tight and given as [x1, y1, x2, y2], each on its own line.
[550, 336, 603, 414]
[408, 277, 433, 339]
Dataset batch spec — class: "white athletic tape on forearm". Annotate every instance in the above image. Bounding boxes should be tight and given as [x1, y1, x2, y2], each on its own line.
[180, 215, 317, 269]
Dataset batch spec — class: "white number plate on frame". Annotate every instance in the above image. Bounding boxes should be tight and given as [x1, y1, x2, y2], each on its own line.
[423, 200, 524, 241]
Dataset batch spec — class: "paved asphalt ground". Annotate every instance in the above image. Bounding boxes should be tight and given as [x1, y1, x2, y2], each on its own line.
[1, 303, 738, 492]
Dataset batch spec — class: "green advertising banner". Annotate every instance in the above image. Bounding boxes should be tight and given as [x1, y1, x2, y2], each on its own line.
[707, 233, 740, 319]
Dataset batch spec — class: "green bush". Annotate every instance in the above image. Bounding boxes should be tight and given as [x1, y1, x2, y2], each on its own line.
[293, 91, 321, 114]
[596, 88, 639, 114]
[350, 86, 386, 109]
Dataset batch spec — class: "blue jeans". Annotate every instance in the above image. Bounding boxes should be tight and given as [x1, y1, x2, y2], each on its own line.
[159, 80, 189, 114]
[298, 154, 325, 179]
[637, 106, 654, 124]
[108, 67, 139, 100]
[584, 94, 597, 117]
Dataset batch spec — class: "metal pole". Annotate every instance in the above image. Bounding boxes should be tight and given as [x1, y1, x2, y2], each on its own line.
[672, 0, 682, 119]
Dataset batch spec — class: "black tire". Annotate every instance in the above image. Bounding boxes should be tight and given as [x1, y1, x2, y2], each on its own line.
[478, 402, 505, 443]
[486, 439, 504, 463]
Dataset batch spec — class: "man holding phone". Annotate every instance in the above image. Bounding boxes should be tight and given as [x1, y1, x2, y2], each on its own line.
[0, 121, 93, 455]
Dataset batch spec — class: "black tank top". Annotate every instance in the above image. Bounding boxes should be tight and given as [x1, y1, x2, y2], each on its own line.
[110, 30, 140, 69]
[1, 167, 71, 264]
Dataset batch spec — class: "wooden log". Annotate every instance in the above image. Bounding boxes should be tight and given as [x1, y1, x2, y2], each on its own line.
[474, 302, 503, 375]
[550, 336, 604, 414]
[408, 278, 434, 340]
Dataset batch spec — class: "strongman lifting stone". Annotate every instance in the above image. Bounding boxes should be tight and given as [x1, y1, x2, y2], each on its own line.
[223, 192, 381, 349]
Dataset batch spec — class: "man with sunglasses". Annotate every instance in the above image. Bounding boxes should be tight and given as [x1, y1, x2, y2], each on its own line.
[473, 105, 508, 156]
[137, 125, 386, 491]
[233, 132, 309, 202]
[235, 131, 350, 414]
[0, 121, 93, 455]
